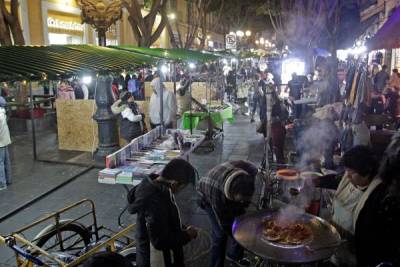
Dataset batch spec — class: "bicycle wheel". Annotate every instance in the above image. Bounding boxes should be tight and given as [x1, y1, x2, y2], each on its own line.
[119, 247, 136, 266]
[35, 221, 91, 254]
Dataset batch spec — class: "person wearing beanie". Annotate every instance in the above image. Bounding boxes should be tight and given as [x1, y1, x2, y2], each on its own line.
[197, 160, 258, 267]
[0, 96, 11, 190]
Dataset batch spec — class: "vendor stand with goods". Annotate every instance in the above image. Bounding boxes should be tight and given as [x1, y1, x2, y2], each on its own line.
[0, 45, 226, 267]
[98, 126, 204, 186]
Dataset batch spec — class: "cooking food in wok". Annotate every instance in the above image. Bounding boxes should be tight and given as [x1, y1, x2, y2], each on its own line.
[262, 219, 313, 245]
[276, 169, 298, 180]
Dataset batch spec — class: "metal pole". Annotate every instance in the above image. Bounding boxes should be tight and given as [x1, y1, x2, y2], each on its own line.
[173, 62, 177, 95]
[159, 65, 165, 131]
[265, 83, 273, 171]
[93, 75, 120, 160]
[189, 77, 193, 135]
[29, 82, 37, 160]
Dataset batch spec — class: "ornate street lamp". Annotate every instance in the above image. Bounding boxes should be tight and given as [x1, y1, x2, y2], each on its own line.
[77, 0, 123, 160]
[78, 0, 122, 46]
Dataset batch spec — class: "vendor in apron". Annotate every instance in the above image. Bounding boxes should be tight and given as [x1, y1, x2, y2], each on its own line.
[314, 146, 380, 267]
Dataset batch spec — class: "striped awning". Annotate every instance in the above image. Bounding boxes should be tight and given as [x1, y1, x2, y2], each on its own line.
[110, 45, 221, 63]
[0, 45, 156, 82]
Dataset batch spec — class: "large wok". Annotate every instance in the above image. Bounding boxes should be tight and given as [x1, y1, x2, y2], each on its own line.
[232, 210, 341, 264]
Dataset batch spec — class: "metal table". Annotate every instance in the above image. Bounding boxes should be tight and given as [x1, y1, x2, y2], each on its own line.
[233, 210, 341, 266]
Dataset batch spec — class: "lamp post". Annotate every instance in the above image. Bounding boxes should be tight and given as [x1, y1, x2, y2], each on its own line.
[78, 0, 122, 46]
[78, 0, 122, 160]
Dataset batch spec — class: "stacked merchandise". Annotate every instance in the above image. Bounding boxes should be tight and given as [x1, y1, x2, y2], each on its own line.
[98, 168, 121, 184]
[116, 166, 134, 185]
[100, 126, 204, 186]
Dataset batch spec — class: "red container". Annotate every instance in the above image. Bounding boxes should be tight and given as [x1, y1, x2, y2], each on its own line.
[15, 108, 45, 119]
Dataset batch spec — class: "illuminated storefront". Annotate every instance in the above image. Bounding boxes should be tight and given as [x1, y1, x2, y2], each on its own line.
[95, 24, 119, 46]
[392, 48, 400, 69]
[47, 12, 84, 44]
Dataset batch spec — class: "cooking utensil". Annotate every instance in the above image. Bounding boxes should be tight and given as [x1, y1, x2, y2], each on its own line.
[276, 169, 299, 180]
[300, 171, 323, 180]
[232, 210, 341, 264]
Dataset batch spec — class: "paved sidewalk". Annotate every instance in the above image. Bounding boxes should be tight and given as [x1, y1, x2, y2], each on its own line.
[0, 115, 264, 266]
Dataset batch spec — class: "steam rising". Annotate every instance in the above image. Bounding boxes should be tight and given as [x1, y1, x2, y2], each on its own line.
[276, 118, 337, 224]
[296, 119, 338, 170]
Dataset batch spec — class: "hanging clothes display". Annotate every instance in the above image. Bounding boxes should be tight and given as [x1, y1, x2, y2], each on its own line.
[349, 67, 360, 105]
[354, 67, 367, 109]
[345, 64, 356, 99]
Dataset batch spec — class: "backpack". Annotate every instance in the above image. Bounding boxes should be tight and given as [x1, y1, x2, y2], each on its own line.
[128, 79, 137, 93]
[74, 85, 84, 99]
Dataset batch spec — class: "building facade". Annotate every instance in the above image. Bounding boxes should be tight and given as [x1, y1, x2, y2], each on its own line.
[3, 0, 224, 49]
[360, 0, 400, 69]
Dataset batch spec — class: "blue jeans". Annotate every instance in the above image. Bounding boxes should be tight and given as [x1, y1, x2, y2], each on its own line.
[0, 146, 11, 186]
[203, 203, 244, 267]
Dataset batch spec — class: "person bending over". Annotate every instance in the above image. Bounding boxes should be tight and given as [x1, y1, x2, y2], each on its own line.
[197, 160, 258, 267]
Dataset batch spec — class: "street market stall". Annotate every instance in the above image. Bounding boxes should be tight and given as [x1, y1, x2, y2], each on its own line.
[182, 104, 234, 130]
[0, 44, 156, 161]
[98, 126, 204, 186]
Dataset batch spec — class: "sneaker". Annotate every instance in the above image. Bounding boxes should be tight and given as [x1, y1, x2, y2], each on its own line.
[250, 119, 255, 123]
[0, 184, 7, 191]
[226, 256, 251, 267]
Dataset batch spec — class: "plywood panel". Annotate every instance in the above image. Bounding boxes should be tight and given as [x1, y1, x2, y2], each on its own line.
[144, 81, 217, 103]
[136, 100, 150, 129]
[56, 100, 151, 152]
[56, 100, 98, 152]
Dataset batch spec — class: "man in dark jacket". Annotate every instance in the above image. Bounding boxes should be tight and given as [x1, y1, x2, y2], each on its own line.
[197, 160, 258, 267]
[374, 65, 389, 93]
[226, 71, 236, 102]
[128, 159, 199, 267]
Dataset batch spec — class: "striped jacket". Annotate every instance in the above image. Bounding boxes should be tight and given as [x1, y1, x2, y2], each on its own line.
[197, 160, 258, 235]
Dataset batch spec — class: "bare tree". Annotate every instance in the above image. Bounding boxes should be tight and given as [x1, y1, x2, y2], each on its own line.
[262, 0, 349, 103]
[262, 0, 331, 54]
[164, 0, 200, 48]
[0, 0, 25, 45]
[122, 0, 168, 47]
[218, 0, 253, 31]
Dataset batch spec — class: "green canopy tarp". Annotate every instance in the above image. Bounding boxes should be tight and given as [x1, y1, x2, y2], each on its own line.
[111, 45, 220, 63]
[0, 45, 156, 82]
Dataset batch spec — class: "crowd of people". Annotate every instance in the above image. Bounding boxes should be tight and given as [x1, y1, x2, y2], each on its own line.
[1, 59, 400, 267]
[81, 137, 400, 267]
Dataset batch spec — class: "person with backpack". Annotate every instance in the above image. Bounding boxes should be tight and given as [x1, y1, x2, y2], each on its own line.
[111, 91, 144, 143]
[270, 92, 289, 163]
[128, 74, 141, 99]
[72, 79, 89, 100]
[177, 73, 191, 116]
[128, 159, 210, 267]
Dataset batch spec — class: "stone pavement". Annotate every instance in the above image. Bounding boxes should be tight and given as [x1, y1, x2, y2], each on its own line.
[0, 115, 264, 266]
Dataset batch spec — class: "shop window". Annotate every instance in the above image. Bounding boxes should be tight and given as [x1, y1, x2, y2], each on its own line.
[49, 33, 82, 44]
[95, 38, 118, 46]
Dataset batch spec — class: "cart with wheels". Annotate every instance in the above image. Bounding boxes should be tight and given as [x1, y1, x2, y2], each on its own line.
[0, 199, 136, 267]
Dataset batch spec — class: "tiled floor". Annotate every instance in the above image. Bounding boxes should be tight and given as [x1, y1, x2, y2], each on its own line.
[0, 115, 265, 266]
